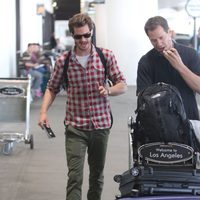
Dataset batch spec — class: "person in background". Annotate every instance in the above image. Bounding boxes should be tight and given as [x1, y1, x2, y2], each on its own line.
[55, 38, 65, 53]
[32, 43, 52, 94]
[19, 43, 51, 98]
[50, 32, 57, 50]
[38, 13, 127, 200]
[137, 16, 200, 120]
[189, 27, 200, 53]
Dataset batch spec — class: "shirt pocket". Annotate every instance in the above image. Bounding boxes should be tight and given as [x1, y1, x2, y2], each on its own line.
[90, 64, 105, 85]
[67, 66, 86, 88]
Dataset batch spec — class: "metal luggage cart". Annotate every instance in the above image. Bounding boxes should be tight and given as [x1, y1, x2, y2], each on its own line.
[128, 116, 134, 170]
[0, 76, 33, 155]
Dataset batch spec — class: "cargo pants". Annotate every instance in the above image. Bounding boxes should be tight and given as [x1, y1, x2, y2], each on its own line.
[65, 125, 110, 200]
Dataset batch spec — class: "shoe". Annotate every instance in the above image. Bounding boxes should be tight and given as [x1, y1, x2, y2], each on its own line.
[35, 89, 43, 98]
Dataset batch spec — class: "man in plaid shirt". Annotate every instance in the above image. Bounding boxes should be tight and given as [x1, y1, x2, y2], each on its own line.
[38, 13, 127, 200]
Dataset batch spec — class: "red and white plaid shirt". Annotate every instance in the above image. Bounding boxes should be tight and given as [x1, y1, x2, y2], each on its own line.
[47, 45, 126, 130]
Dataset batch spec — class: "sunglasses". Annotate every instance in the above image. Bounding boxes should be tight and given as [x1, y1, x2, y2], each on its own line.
[73, 32, 91, 40]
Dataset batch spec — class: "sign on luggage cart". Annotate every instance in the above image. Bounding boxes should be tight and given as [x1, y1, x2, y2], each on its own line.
[0, 86, 24, 96]
[138, 142, 194, 164]
[0, 77, 33, 155]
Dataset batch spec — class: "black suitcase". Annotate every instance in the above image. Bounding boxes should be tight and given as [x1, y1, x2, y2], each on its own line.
[115, 166, 200, 198]
[116, 196, 200, 200]
[114, 115, 200, 199]
[114, 137, 200, 198]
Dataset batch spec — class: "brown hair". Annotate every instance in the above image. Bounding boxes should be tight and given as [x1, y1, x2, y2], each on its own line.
[68, 13, 94, 34]
[144, 16, 169, 36]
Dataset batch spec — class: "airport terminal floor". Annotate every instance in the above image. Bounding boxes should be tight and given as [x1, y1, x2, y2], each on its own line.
[0, 86, 136, 200]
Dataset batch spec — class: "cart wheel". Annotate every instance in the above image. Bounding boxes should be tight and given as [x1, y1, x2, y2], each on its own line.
[30, 134, 34, 149]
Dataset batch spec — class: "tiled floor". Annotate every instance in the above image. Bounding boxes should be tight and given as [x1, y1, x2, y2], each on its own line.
[0, 86, 136, 200]
[0, 86, 199, 200]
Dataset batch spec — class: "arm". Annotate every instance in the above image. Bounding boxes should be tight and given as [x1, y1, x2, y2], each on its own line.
[176, 65, 200, 94]
[38, 51, 67, 127]
[19, 52, 39, 69]
[98, 81, 127, 97]
[25, 62, 39, 68]
[38, 89, 56, 127]
[106, 81, 127, 96]
[99, 49, 127, 96]
[163, 48, 200, 94]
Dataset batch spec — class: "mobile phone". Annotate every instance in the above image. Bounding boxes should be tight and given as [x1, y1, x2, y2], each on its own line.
[42, 124, 56, 138]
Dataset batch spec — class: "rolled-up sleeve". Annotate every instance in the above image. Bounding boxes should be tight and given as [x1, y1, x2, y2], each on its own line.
[47, 53, 68, 94]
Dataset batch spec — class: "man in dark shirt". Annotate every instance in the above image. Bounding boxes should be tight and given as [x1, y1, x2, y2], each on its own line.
[137, 16, 200, 120]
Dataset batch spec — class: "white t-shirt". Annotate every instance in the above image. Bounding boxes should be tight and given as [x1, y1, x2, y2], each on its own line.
[76, 55, 90, 68]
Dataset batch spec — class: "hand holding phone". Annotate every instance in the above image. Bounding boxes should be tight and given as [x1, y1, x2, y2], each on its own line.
[41, 124, 56, 138]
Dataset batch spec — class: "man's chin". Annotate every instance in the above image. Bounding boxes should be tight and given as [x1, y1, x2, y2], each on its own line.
[156, 49, 164, 54]
[79, 44, 89, 50]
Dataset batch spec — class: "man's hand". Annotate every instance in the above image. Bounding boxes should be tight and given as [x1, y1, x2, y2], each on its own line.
[163, 48, 185, 71]
[97, 82, 110, 97]
[38, 112, 49, 128]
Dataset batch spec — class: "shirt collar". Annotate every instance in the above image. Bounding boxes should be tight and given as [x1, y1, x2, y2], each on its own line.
[71, 44, 95, 58]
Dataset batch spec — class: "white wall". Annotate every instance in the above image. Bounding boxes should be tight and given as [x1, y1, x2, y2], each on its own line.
[55, 20, 74, 48]
[94, 0, 158, 85]
[94, 5, 107, 48]
[0, 0, 16, 77]
[158, 8, 194, 36]
[20, 0, 53, 53]
[0, 0, 52, 77]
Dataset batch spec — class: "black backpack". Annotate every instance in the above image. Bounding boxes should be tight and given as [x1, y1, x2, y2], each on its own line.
[134, 82, 193, 145]
[62, 46, 113, 128]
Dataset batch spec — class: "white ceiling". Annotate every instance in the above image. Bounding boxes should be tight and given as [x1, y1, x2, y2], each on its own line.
[158, 0, 188, 10]
[83, 0, 188, 11]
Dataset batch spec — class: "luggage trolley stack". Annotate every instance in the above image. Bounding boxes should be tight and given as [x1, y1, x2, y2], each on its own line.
[114, 83, 200, 199]
[0, 76, 34, 155]
[114, 116, 200, 199]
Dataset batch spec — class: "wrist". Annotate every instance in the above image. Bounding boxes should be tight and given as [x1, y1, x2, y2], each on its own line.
[106, 88, 111, 96]
[40, 111, 47, 115]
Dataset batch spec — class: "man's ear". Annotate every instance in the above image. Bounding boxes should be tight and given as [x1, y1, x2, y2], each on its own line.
[169, 28, 176, 39]
[90, 30, 93, 37]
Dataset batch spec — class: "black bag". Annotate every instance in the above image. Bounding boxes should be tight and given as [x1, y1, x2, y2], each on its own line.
[135, 82, 192, 145]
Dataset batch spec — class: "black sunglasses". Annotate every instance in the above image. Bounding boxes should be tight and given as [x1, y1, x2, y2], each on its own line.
[73, 32, 91, 40]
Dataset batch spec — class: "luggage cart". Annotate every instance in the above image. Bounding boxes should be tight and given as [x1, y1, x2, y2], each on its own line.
[114, 116, 200, 199]
[0, 76, 33, 155]
[128, 116, 134, 170]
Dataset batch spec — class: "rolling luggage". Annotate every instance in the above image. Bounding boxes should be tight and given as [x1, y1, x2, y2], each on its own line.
[114, 83, 200, 199]
[115, 165, 200, 198]
[114, 140, 200, 198]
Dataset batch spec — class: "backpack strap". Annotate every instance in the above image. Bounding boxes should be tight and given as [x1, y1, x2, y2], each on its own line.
[95, 46, 107, 80]
[63, 50, 71, 89]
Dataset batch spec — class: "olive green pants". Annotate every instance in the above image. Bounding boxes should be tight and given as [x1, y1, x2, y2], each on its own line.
[65, 125, 110, 200]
